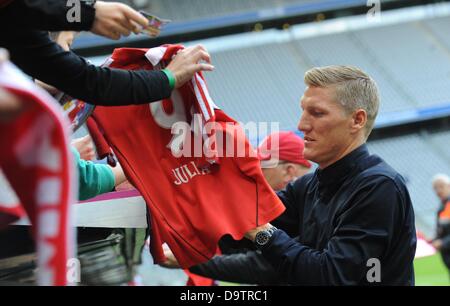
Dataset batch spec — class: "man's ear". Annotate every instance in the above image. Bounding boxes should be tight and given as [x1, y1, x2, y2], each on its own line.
[350, 109, 367, 134]
[284, 164, 297, 182]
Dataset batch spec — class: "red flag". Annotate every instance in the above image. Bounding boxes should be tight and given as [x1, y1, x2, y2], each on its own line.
[0, 62, 76, 285]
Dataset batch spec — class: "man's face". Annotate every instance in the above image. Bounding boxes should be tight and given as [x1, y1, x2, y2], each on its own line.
[298, 86, 355, 169]
[262, 163, 310, 191]
[433, 180, 450, 202]
[262, 166, 286, 191]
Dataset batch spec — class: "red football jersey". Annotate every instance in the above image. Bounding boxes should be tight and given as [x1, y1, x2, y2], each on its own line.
[89, 46, 285, 267]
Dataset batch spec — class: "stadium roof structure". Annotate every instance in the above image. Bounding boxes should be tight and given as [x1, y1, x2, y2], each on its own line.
[73, 0, 442, 56]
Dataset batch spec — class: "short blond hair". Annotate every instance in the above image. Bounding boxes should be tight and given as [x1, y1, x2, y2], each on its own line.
[304, 65, 380, 138]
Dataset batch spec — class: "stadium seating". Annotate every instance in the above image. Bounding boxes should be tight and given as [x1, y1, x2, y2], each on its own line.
[355, 23, 450, 109]
[205, 17, 450, 116]
[133, 0, 328, 22]
[423, 15, 450, 53]
[204, 43, 307, 131]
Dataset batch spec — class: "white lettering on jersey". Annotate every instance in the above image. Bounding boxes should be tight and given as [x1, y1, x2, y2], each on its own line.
[150, 90, 186, 129]
[172, 161, 210, 185]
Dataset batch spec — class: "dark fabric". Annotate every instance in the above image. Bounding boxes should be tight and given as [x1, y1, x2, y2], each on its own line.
[0, 1, 172, 106]
[263, 144, 417, 285]
[437, 221, 450, 253]
[0, 0, 95, 31]
[436, 198, 450, 243]
[187, 235, 277, 285]
[218, 235, 256, 254]
[441, 250, 450, 271]
[441, 235, 450, 252]
[436, 197, 450, 270]
[189, 250, 282, 285]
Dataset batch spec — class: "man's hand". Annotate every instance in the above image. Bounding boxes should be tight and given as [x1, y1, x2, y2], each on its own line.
[432, 239, 443, 251]
[110, 162, 127, 187]
[91, 1, 149, 40]
[35, 79, 59, 95]
[159, 244, 181, 269]
[165, 45, 215, 88]
[71, 135, 95, 160]
[245, 223, 273, 242]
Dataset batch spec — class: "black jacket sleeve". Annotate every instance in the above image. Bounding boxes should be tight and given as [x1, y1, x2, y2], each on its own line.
[189, 251, 281, 285]
[261, 176, 409, 285]
[0, 0, 95, 31]
[0, 29, 172, 105]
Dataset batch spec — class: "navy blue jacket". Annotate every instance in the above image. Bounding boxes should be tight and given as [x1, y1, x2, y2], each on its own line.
[265, 144, 417, 285]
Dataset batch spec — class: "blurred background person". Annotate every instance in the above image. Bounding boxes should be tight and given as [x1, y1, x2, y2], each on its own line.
[73, 146, 126, 201]
[72, 134, 96, 161]
[35, 31, 96, 161]
[432, 174, 450, 278]
[259, 131, 312, 191]
[31, 31, 123, 200]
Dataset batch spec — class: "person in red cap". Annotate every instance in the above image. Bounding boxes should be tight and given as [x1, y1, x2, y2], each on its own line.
[258, 131, 312, 191]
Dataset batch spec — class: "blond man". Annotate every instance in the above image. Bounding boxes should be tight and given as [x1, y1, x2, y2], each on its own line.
[245, 66, 416, 285]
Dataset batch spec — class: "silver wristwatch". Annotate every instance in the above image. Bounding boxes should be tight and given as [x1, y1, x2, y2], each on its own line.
[254, 226, 278, 249]
[81, 0, 97, 8]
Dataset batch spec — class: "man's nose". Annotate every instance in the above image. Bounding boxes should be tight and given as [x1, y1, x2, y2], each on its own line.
[298, 112, 310, 132]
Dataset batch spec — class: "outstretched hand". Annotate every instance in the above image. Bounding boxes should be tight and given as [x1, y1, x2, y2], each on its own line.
[165, 45, 215, 88]
[91, 1, 149, 40]
[159, 244, 181, 269]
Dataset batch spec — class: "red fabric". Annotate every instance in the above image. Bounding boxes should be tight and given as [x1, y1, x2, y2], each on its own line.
[0, 62, 76, 285]
[185, 270, 215, 286]
[88, 46, 285, 268]
[0, 0, 13, 8]
[86, 117, 116, 166]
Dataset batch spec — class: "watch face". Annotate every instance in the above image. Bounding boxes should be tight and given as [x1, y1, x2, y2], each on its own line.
[83, 0, 96, 6]
[255, 231, 270, 246]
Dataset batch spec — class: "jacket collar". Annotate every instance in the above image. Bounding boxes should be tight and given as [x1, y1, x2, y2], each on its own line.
[316, 144, 369, 189]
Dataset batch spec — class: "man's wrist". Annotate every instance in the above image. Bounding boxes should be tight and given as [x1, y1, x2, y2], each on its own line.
[162, 69, 176, 90]
[247, 224, 274, 242]
[253, 225, 278, 250]
[82, 0, 97, 7]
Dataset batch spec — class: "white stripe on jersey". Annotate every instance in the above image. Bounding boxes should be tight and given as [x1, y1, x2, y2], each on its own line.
[192, 75, 211, 122]
[195, 74, 218, 112]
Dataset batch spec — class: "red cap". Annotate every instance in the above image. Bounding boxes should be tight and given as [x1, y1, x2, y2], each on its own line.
[258, 131, 312, 168]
